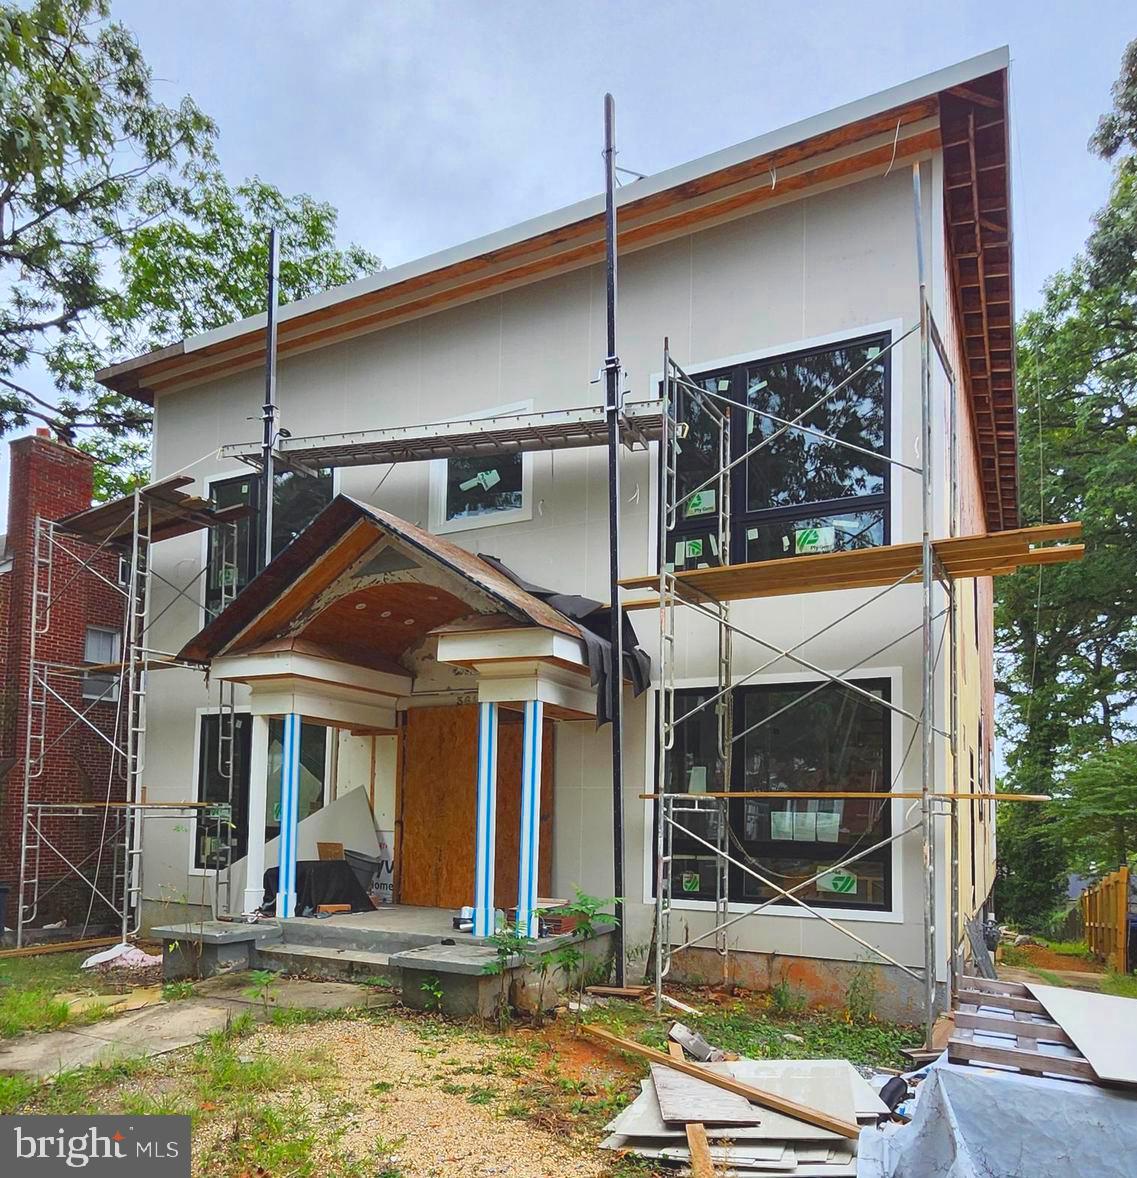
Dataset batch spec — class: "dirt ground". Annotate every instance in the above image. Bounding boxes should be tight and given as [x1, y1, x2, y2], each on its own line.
[1010, 943, 1104, 974]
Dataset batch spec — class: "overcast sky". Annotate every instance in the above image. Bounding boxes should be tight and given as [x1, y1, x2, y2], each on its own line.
[2, 1, 1132, 507]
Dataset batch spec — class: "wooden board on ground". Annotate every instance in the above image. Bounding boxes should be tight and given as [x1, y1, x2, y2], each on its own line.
[584, 1025, 861, 1139]
[650, 1062, 761, 1125]
[668, 1040, 714, 1178]
[1024, 984, 1137, 1086]
[586, 984, 649, 998]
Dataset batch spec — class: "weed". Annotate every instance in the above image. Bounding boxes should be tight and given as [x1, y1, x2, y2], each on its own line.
[0, 988, 71, 1037]
[466, 1083, 497, 1105]
[438, 1080, 467, 1095]
[419, 974, 444, 1013]
[162, 980, 196, 1001]
[0, 1073, 37, 1113]
[482, 924, 530, 1029]
[770, 979, 807, 1015]
[372, 1080, 395, 1094]
[1102, 970, 1137, 999]
[844, 961, 874, 1023]
[243, 968, 279, 1014]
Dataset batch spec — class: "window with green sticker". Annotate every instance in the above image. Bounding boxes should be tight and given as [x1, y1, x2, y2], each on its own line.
[665, 333, 890, 569]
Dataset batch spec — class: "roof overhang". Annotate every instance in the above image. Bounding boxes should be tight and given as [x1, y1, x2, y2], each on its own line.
[178, 495, 582, 667]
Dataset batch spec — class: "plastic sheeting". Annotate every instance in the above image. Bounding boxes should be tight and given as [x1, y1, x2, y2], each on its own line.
[857, 1060, 1137, 1178]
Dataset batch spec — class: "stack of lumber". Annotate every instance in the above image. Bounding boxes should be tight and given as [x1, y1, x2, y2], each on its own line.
[948, 976, 1137, 1088]
[587, 1026, 887, 1176]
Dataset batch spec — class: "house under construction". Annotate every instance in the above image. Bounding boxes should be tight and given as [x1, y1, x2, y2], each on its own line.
[7, 47, 1083, 1038]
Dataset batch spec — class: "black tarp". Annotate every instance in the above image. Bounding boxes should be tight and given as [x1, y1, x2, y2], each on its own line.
[477, 554, 650, 726]
[259, 860, 372, 916]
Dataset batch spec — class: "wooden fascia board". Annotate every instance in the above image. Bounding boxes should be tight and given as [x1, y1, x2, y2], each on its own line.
[108, 96, 940, 401]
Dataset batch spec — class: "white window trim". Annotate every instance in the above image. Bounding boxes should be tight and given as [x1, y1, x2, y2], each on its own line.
[639, 666, 907, 925]
[188, 705, 336, 878]
[82, 625, 122, 703]
[427, 399, 534, 534]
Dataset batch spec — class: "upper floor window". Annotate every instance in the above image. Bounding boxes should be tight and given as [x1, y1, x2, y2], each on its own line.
[668, 333, 891, 569]
[428, 401, 534, 534]
[205, 468, 334, 616]
[82, 625, 121, 702]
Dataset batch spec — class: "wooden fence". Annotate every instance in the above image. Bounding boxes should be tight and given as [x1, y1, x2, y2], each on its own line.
[1082, 865, 1130, 973]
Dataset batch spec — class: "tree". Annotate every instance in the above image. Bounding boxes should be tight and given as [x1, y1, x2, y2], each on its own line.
[65, 169, 380, 496]
[1054, 743, 1137, 875]
[0, 1, 380, 498]
[1, 0, 215, 435]
[994, 37, 1137, 924]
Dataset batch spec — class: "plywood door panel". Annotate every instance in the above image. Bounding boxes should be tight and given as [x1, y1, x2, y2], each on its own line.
[400, 706, 555, 911]
[400, 705, 478, 908]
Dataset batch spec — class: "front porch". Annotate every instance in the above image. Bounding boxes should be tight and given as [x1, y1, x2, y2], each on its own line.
[171, 496, 640, 1006]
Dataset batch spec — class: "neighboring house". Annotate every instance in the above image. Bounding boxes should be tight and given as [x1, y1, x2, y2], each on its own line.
[93, 50, 1015, 1014]
[0, 432, 125, 935]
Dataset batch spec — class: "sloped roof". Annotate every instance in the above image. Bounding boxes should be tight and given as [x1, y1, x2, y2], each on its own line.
[179, 495, 580, 665]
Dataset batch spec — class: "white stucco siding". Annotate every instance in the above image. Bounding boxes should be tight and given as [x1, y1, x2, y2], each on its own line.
[141, 159, 963, 978]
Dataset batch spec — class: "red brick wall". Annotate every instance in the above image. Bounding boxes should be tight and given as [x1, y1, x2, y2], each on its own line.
[0, 433, 126, 929]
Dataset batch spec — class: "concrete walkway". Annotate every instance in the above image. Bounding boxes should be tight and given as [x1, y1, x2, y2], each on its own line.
[0, 978, 393, 1079]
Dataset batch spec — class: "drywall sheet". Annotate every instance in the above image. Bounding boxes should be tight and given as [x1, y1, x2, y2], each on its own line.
[649, 1063, 761, 1125]
[605, 1061, 868, 1144]
[229, 786, 381, 909]
[858, 1061, 1137, 1178]
[1025, 983, 1137, 1085]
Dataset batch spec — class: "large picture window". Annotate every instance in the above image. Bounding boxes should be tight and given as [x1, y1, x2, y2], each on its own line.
[668, 333, 890, 570]
[658, 678, 893, 911]
[205, 468, 334, 616]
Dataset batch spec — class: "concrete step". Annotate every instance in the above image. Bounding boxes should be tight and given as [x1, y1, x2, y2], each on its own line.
[256, 942, 396, 981]
[275, 918, 446, 955]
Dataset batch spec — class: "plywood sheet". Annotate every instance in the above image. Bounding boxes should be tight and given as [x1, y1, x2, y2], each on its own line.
[1025, 984, 1137, 1085]
[649, 1064, 760, 1126]
[399, 705, 554, 911]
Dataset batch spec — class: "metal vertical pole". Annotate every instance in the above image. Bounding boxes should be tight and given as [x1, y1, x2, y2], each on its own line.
[260, 228, 280, 573]
[654, 339, 671, 1011]
[948, 371, 961, 1003]
[603, 93, 626, 985]
[913, 162, 937, 1048]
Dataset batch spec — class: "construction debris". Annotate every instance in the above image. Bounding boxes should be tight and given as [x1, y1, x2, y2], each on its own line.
[586, 1023, 892, 1174]
[669, 1021, 726, 1062]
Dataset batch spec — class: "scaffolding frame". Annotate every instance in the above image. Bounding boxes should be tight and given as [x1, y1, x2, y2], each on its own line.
[15, 484, 241, 948]
[649, 163, 961, 1047]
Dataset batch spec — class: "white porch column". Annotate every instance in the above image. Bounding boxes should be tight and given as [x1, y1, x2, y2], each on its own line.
[275, 712, 302, 919]
[473, 701, 499, 937]
[516, 699, 544, 938]
[242, 714, 271, 913]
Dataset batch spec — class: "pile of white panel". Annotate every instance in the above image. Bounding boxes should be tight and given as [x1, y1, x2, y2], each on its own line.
[601, 1059, 887, 1176]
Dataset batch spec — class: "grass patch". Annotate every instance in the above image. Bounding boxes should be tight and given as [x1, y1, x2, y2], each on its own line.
[1102, 970, 1137, 1000]
[999, 944, 1030, 967]
[162, 980, 196, 1001]
[0, 1073, 38, 1113]
[0, 988, 71, 1038]
[587, 993, 922, 1069]
[1040, 939, 1094, 961]
[1032, 968, 1067, 988]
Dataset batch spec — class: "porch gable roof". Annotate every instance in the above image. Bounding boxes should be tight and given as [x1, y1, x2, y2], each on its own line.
[178, 495, 581, 666]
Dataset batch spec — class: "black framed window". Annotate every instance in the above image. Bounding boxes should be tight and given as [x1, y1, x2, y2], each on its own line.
[657, 677, 893, 911]
[668, 333, 890, 569]
[444, 454, 524, 523]
[193, 713, 328, 869]
[194, 713, 252, 869]
[205, 468, 333, 616]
